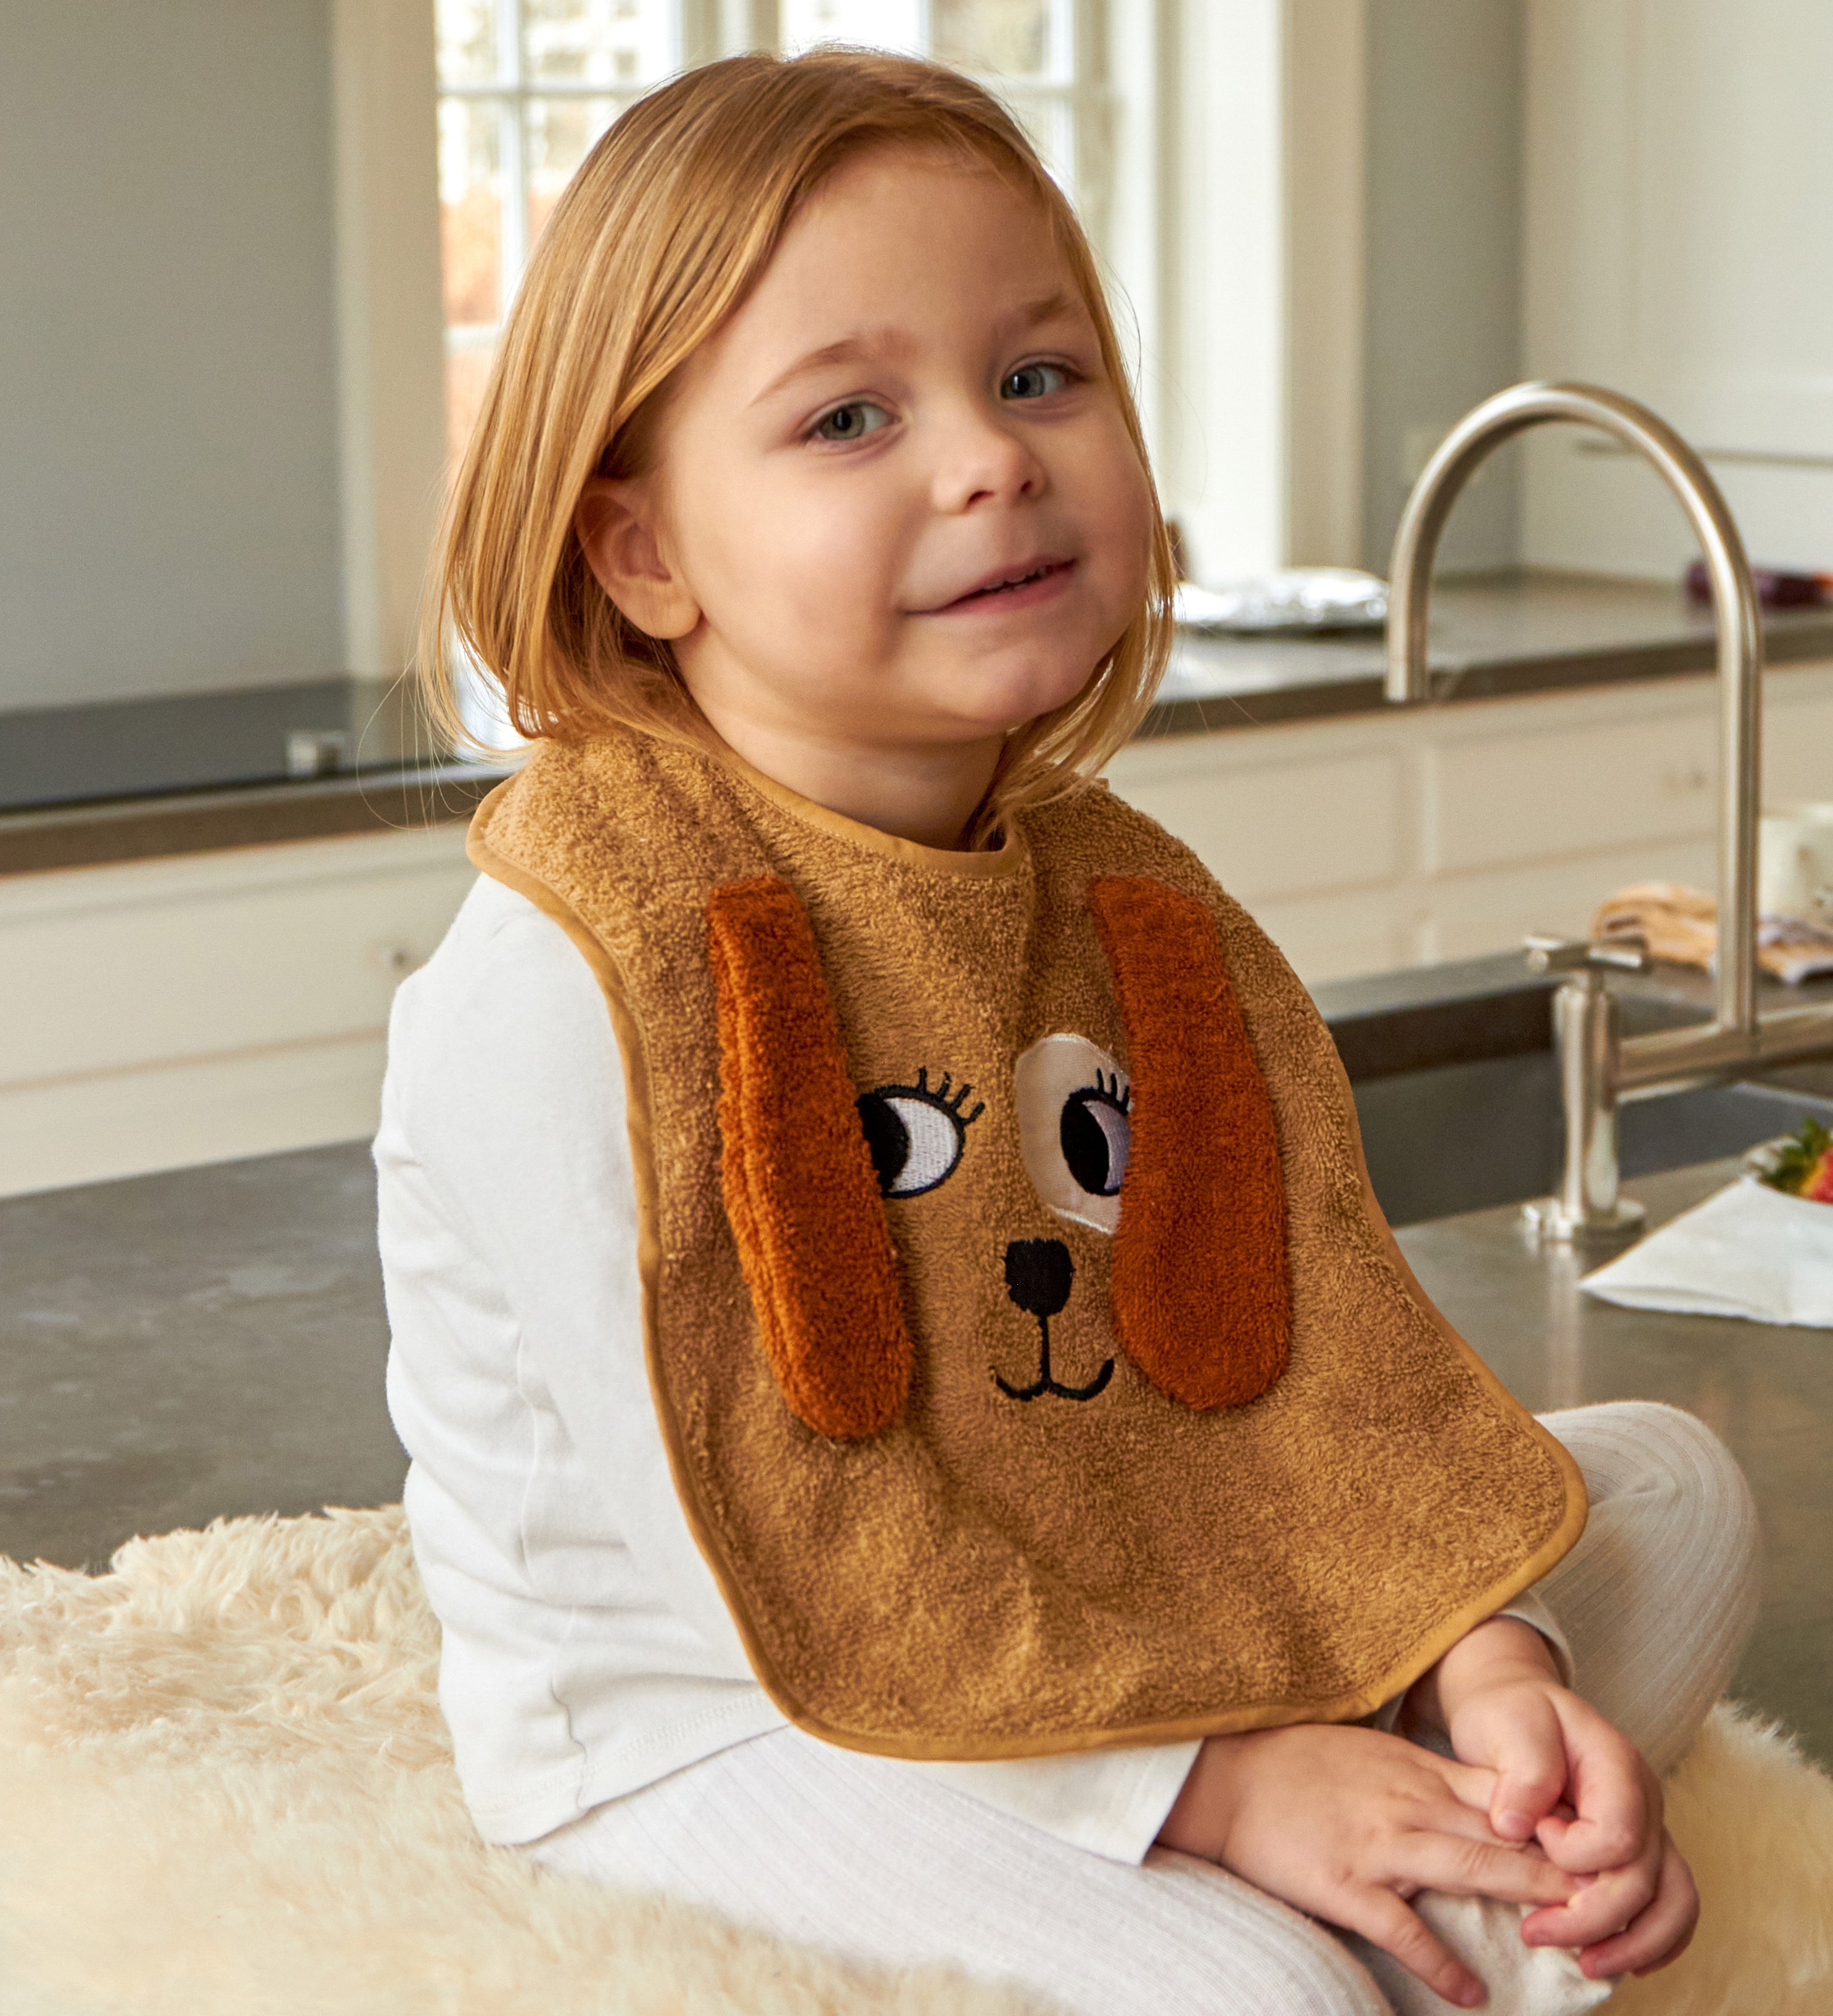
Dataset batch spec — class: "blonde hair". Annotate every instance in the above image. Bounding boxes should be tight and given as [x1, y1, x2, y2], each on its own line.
[424, 49, 1176, 839]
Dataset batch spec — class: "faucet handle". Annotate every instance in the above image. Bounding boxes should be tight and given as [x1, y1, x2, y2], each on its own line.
[1524, 932, 1653, 977]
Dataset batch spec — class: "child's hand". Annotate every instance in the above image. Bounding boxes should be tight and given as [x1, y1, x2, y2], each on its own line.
[1157, 1721, 1578, 2008]
[1417, 1618, 1699, 1983]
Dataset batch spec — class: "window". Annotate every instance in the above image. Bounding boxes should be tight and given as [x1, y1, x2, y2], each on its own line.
[436, 0, 683, 460]
[776, 1, 1100, 218]
[435, 0, 1109, 465]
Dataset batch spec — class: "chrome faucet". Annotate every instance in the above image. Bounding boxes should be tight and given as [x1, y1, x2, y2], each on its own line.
[1384, 380, 1833, 1242]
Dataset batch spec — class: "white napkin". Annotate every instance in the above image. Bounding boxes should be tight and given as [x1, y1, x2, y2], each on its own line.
[1580, 1178, 1833, 1328]
[1351, 1893, 1613, 2015]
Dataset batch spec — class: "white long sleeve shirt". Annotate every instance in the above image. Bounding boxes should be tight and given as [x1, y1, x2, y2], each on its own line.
[377, 872, 1569, 1856]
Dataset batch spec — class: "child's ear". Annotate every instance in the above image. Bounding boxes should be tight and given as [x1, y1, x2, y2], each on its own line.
[575, 476, 702, 641]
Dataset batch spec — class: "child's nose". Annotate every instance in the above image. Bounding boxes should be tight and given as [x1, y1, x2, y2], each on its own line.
[929, 407, 1047, 514]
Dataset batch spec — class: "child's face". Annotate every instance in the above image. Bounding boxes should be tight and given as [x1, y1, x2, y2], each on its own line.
[589, 145, 1155, 756]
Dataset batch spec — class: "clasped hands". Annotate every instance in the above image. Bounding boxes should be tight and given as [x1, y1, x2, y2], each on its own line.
[1155, 1618, 1697, 2008]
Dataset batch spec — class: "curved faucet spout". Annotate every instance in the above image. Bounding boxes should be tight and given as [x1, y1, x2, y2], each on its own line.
[1384, 380, 1763, 1038]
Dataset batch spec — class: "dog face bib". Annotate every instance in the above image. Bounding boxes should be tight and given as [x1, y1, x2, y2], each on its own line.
[470, 731, 1584, 1760]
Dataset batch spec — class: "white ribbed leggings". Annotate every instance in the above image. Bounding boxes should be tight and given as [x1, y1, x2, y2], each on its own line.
[527, 1403, 1761, 2016]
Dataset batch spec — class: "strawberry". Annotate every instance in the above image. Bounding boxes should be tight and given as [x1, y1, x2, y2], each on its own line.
[1760, 1118, 1833, 1203]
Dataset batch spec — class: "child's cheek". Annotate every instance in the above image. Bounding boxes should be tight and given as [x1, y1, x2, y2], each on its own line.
[771, 475, 912, 630]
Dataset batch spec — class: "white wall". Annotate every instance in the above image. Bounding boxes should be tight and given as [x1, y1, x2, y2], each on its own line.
[1522, 0, 1833, 579]
[332, 0, 448, 684]
[0, 2, 347, 713]
[1359, 0, 1525, 576]
[1155, 0, 1368, 586]
[1160, 0, 1533, 588]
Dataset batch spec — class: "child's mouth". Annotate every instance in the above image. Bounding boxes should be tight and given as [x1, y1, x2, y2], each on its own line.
[939, 559, 1075, 612]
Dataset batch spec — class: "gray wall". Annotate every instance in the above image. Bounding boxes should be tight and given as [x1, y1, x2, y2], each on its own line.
[1360, 0, 1524, 575]
[0, 1, 342, 712]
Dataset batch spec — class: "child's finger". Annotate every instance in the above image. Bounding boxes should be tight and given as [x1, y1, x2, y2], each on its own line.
[1598, 1839, 1699, 1980]
[1478, 1697, 1569, 1841]
[1535, 1800, 1645, 1875]
[1393, 1832, 1579, 1912]
[1413, 1789, 1538, 1850]
[1340, 1883, 1485, 2009]
[1519, 1840, 1660, 1949]
[1426, 1756, 1503, 1815]
[1533, 1704, 1652, 1874]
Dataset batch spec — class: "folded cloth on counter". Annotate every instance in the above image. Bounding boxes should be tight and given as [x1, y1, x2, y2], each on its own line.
[1353, 1892, 1612, 2016]
[1581, 1179, 1833, 1329]
[1592, 882, 1833, 985]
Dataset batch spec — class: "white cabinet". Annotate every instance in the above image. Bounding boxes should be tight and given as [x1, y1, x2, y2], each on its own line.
[1423, 708, 1717, 873]
[1107, 662, 1833, 989]
[0, 824, 476, 1198]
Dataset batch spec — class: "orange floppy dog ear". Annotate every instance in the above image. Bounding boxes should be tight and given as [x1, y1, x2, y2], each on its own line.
[1087, 876, 1290, 1409]
[706, 876, 912, 1440]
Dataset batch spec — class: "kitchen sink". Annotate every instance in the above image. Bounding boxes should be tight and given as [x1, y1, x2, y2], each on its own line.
[1317, 957, 1833, 1227]
[1349, 1055, 1833, 1228]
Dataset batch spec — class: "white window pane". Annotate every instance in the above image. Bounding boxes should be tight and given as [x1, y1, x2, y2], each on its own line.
[525, 95, 623, 245]
[1003, 91, 1073, 196]
[437, 0, 504, 86]
[932, 0, 1053, 78]
[439, 96, 506, 328]
[779, 0, 923, 57]
[525, 0, 677, 86]
[445, 332, 499, 469]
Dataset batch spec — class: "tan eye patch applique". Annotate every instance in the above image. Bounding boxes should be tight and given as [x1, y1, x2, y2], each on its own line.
[1014, 1033, 1131, 1234]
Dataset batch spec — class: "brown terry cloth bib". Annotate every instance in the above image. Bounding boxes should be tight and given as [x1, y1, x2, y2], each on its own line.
[470, 728, 1585, 1762]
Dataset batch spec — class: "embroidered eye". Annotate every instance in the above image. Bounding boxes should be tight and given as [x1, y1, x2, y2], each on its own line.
[856, 1068, 984, 1199]
[1013, 1033, 1131, 1234]
[1060, 1073, 1130, 1198]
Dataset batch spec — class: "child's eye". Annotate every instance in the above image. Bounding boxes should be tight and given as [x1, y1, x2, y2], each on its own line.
[811, 401, 892, 443]
[1000, 363, 1072, 403]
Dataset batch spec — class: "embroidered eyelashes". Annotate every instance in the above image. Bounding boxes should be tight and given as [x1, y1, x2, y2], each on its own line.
[857, 1068, 985, 1198]
[706, 867, 1288, 1441]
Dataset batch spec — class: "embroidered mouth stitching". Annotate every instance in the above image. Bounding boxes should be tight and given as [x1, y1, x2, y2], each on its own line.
[994, 1313, 1115, 1403]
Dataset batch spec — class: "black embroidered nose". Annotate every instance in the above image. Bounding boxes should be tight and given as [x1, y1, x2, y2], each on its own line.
[1004, 1239, 1073, 1319]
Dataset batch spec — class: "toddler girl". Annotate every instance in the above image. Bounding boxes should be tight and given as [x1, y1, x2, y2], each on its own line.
[377, 51, 1760, 2015]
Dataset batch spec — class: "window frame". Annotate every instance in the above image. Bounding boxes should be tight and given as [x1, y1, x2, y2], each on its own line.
[437, 1, 691, 416]
[435, 0, 1120, 463]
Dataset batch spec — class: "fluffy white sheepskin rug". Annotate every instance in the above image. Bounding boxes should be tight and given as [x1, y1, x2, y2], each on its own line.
[0, 1506, 1824, 2016]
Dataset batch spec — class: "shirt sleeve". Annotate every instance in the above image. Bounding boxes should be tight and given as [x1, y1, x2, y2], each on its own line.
[388, 876, 1203, 1860]
[901, 1742, 1203, 1864]
[1371, 1589, 1577, 1734]
[384, 873, 758, 1670]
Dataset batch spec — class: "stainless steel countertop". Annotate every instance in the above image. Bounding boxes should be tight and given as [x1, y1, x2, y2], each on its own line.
[0, 1138, 1823, 1763]
[4, 568, 1829, 873]
[1399, 1157, 1831, 1764]
[1150, 567, 1833, 736]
